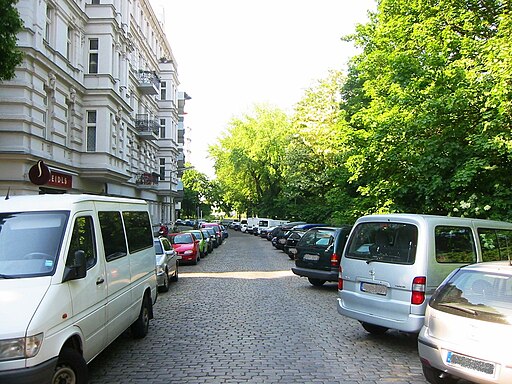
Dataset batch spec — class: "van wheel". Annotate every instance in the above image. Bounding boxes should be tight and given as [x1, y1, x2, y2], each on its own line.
[52, 348, 88, 384]
[158, 269, 170, 293]
[422, 363, 457, 384]
[131, 295, 151, 338]
[361, 322, 388, 335]
[308, 278, 326, 286]
[170, 262, 179, 282]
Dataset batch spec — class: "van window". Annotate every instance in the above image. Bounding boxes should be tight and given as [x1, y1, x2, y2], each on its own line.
[478, 228, 512, 262]
[435, 226, 476, 263]
[98, 211, 127, 261]
[0, 211, 68, 277]
[345, 223, 418, 265]
[67, 216, 96, 269]
[259, 220, 269, 227]
[122, 211, 153, 253]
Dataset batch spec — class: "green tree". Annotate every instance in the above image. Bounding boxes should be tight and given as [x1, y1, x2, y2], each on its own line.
[180, 168, 211, 219]
[0, 0, 23, 81]
[341, 0, 512, 220]
[210, 105, 292, 218]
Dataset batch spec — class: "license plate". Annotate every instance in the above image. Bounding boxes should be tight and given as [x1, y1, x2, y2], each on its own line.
[278, 239, 286, 244]
[360, 282, 387, 296]
[446, 352, 495, 375]
[303, 254, 319, 261]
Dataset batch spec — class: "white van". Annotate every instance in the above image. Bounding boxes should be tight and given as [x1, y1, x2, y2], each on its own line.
[337, 214, 512, 335]
[0, 194, 158, 383]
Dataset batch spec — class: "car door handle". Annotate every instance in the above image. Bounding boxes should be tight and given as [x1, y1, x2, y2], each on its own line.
[96, 277, 105, 285]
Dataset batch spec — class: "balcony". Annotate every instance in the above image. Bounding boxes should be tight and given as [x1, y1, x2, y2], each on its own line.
[135, 172, 159, 189]
[135, 114, 159, 140]
[136, 70, 160, 95]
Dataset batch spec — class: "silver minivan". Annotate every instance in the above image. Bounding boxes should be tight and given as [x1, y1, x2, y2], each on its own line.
[337, 214, 512, 334]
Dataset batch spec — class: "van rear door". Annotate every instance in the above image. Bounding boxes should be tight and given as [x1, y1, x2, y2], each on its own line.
[340, 222, 422, 325]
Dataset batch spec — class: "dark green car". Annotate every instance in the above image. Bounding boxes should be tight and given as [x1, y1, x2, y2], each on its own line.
[291, 226, 352, 286]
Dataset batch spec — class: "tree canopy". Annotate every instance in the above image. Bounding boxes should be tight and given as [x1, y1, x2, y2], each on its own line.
[207, 0, 512, 223]
[0, 0, 23, 81]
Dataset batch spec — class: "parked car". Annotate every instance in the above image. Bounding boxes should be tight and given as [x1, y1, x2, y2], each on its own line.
[284, 229, 307, 259]
[201, 229, 214, 253]
[231, 221, 241, 230]
[169, 232, 200, 264]
[418, 261, 512, 384]
[337, 214, 512, 335]
[292, 226, 352, 286]
[204, 227, 219, 248]
[201, 223, 223, 245]
[154, 237, 179, 292]
[220, 224, 229, 239]
[183, 230, 208, 257]
[273, 222, 307, 249]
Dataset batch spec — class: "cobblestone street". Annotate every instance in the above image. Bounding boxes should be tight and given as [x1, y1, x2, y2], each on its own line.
[88, 229, 432, 383]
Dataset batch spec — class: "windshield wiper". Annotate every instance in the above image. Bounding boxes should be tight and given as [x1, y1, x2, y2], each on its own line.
[0, 273, 16, 279]
[438, 303, 478, 316]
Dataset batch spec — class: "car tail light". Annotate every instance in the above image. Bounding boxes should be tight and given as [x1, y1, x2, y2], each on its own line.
[330, 252, 340, 267]
[411, 276, 426, 305]
[338, 265, 343, 290]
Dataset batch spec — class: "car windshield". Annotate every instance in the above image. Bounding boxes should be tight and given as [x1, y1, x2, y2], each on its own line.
[171, 234, 193, 244]
[431, 269, 512, 324]
[345, 222, 418, 265]
[0, 211, 69, 278]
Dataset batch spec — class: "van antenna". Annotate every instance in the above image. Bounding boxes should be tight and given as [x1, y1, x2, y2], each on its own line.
[5, 187, 10, 200]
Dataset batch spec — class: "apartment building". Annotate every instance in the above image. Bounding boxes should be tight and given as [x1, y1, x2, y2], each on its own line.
[0, 0, 188, 227]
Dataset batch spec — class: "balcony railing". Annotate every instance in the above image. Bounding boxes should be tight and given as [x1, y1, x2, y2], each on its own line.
[136, 70, 160, 95]
[135, 114, 159, 140]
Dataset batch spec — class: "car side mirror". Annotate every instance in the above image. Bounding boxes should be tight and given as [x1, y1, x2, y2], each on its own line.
[63, 250, 87, 282]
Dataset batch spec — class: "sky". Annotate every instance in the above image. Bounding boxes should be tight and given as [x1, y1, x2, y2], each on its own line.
[149, 0, 377, 177]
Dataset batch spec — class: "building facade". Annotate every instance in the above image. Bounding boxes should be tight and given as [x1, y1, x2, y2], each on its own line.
[0, 0, 188, 228]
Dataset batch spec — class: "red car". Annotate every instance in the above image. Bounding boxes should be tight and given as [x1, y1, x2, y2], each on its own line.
[169, 233, 200, 264]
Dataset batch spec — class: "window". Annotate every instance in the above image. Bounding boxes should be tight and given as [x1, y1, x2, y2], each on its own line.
[98, 211, 127, 262]
[67, 216, 97, 269]
[86, 111, 97, 152]
[66, 26, 73, 61]
[89, 39, 99, 74]
[299, 229, 334, 249]
[45, 6, 54, 44]
[478, 228, 512, 262]
[159, 118, 165, 138]
[435, 226, 476, 263]
[346, 223, 418, 264]
[159, 158, 165, 181]
[122, 211, 153, 253]
[160, 81, 167, 100]
[91, 0, 100, 4]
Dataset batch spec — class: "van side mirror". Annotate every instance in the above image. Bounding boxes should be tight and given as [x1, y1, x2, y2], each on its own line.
[63, 250, 87, 282]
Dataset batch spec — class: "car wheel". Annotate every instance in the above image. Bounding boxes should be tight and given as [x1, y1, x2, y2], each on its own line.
[422, 363, 457, 384]
[307, 278, 326, 286]
[158, 269, 170, 293]
[361, 322, 388, 335]
[52, 348, 88, 384]
[170, 262, 178, 282]
[288, 253, 295, 260]
[192, 254, 198, 265]
[131, 295, 151, 338]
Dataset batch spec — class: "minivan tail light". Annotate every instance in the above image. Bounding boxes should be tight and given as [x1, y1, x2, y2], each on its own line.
[330, 253, 340, 267]
[338, 265, 343, 290]
[411, 276, 426, 305]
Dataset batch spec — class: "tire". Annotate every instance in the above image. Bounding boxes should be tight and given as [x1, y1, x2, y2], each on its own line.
[307, 278, 326, 286]
[52, 348, 88, 384]
[422, 363, 457, 384]
[192, 254, 199, 265]
[170, 262, 179, 282]
[288, 253, 295, 260]
[158, 269, 170, 293]
[361, 322, 388, 335]
[131, 295, 151, 338]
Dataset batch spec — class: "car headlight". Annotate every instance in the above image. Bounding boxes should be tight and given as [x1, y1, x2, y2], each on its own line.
[0, 333, 44, 361]
[184, 250, 193, 255]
